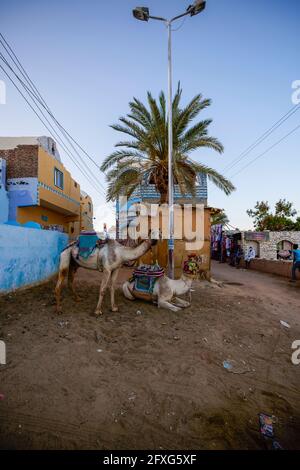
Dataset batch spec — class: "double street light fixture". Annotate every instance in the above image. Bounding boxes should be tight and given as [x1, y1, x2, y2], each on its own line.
[133, 1, 206, 279]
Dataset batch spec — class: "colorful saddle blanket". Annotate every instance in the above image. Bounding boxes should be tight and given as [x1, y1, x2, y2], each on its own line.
[78, 231, 99, 259]
[132, 264, 164, 295]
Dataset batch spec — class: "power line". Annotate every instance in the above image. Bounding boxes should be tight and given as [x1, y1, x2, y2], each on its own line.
[0, 34, 112, 205]
[208, 103, 300, 198]
[0, 33, 114, 215]
[0, 33, 116, 214]
[0, 64, 106, 199]
[229, 123, 300, 179]
[222, 104, 300, 174]
[171, 17, 187, 32]
[0, 51, 107, 198]
[0, 32, 101, 171]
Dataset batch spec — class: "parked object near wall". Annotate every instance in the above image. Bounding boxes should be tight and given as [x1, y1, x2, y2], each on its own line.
[0, 223, 68, 293]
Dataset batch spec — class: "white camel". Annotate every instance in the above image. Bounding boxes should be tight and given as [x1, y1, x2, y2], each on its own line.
[55, 233, 157, 316]
[122, 273, 193, 312]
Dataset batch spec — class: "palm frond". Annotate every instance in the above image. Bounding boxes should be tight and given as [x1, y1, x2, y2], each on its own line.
[102, 85, 234, 200]
[189, 160, 235, 195]
[100, 150, 145, 172]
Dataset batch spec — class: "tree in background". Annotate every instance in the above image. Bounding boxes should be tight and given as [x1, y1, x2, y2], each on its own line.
[211, 210, 229, 226]
[101, 84, 235, 203]
[247, 199, 299, 231]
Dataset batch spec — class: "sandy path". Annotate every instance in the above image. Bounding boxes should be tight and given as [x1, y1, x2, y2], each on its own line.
[0, 263, 299, 449]
[212, 261, 300, 320]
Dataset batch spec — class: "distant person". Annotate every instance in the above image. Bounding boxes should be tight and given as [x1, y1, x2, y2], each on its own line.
[103, 223, 110, 240]
[235, 246, 244, 268]
[290, 243, 300, 282]
[245, 246, 256, 269]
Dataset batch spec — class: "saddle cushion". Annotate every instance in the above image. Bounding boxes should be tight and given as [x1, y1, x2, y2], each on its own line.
[78, 231, 99, 259]
[132, 264, 164, 295]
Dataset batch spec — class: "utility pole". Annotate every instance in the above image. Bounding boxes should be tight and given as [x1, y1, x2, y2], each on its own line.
[132, 1, 207, 278]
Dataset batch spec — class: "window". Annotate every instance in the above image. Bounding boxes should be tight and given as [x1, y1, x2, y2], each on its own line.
[54, 168, 64, 190]
[277, 240, 293, 260]
[88, 202, 92, 212]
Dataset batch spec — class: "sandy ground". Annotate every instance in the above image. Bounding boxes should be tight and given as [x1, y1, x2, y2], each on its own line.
[0, 261, 299, 450]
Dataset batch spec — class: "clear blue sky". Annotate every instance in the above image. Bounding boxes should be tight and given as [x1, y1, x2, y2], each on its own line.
[1, 0, 299, 230]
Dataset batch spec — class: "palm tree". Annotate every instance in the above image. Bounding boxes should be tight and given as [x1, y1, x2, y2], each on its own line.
[211, 210, 229, 226]
[101, 84, 235, 203]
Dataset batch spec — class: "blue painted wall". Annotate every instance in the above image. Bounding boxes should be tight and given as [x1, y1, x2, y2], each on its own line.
[0, 188, 9, 224]
[7, 177, 38, 221]
[0, 224, 68, 293]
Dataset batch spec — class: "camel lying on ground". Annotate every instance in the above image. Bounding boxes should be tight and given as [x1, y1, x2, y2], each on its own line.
[122, 273, 193, 312]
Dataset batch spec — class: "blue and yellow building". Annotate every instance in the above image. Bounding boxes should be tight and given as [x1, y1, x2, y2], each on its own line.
[0, 136, 93, 236]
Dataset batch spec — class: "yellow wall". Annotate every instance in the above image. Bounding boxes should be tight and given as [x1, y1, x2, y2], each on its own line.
[16, 146, 93, 238]
[140, 206, 212, 279]
[80, 193, 94, 231]
[38, 147, 81, 217]
[18, 205, 67, 228]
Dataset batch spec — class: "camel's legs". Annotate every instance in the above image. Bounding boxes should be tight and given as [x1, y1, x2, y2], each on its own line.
[95, 269, 111, 316]
[110, 268, 119, 312]
[55, 268, 68, 314]
[172, 297, 190, 308]
[55, 246, 72, 314]
[68, 264, 81, 302]
[157, 299, 182, 312]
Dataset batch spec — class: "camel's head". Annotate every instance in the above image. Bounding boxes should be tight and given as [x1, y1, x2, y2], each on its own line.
[147, 228, 161, 246]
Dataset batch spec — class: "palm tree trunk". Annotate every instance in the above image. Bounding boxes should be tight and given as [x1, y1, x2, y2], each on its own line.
[160, 192, 168, 204]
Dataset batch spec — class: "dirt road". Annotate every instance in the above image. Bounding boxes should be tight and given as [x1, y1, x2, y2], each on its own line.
[0, 262, 299, 449]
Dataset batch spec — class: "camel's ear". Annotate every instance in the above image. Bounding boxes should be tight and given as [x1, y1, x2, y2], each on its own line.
[149, 228, 160, 240]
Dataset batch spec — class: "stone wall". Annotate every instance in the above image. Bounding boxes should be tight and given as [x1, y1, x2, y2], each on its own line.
[242, 231, 300, 260]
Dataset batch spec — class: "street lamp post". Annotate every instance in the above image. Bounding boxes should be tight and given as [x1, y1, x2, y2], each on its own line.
[133, 1, 206, 279]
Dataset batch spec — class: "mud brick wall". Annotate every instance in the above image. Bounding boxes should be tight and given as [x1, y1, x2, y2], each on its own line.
[0, 145, 39, 179]
[240, 258, 300, 280]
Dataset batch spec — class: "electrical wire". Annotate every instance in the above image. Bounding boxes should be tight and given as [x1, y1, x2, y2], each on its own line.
[0, 33, 116, 213]
[0, 33, 101, 171]
[229, 123, 300, 179]
[171, 17, 187, 32]
[0, 36, 117, 215]
[222, 104, 300, 174]
[0, 64, 106, 199]
[0, 52, 107, 197]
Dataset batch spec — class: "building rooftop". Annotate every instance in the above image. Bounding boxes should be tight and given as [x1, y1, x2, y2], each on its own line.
[0, 136, 61, 162]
